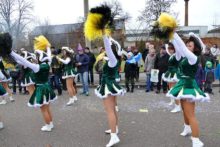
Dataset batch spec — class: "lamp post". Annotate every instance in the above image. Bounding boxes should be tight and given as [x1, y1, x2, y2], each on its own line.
[184, 0, 189, 26]
[84, 0, 91, 49]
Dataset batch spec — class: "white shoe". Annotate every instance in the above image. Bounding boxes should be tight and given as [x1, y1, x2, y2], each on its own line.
[191, 137, 204, 147]
[115, 106, 119, 112]
[66, 98, 75, 106]
[171, 105, 181, 113]
[105, 126, 119, 134]
[50, 122, 54, 129]
[180, 124, 192, 136]
[0, 122, 4, 130]
[73, 96, 78, 101]
[106, 133, 120, 147]
[41, 124, 52, 132]
[9, 96, 15, 102]
[0, 100, 7, 105]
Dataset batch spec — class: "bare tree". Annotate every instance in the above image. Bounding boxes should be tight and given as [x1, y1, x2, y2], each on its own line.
[0, 0, 33, 48]
[138, 0, 176, 29]
[102, 0, 131, 20]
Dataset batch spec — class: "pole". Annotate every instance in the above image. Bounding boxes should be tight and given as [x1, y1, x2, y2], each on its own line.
[84, 0, 91, 49]
[184, 0, 189, 26]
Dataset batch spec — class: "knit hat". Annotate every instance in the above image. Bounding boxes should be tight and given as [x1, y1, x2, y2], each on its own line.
[77, 43, 83, 51]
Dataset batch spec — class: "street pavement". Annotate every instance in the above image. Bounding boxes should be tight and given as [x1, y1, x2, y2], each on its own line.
[0, 86, 220, 147]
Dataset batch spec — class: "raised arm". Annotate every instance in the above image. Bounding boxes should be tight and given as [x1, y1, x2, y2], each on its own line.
[171, 33, 197, 65]
[10, 51, 40, 73]
[103, 36, 117, 68]
[57, 57, 71, 65]
[47, 47, 52, 65]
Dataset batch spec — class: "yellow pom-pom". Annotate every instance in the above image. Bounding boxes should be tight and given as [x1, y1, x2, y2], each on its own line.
[95, 51, 106, 65]
[84, 13, 111, 41]
[34, 35, 51, 51]
[158, 13, 177, 29]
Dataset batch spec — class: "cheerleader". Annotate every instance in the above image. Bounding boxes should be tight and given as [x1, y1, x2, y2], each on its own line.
[0, 58, 14, 104]
[20, 49, 36, 95]
[9, 35, 57, 132]
[56, 47, 78, 106]
[151, 13, 209, 147]
[166, 32, 210, 147]
[162, 43, 181, 113]
[0, 82, 8, 129]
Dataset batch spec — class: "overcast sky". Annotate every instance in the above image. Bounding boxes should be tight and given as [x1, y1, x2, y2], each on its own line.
[33, 0, 220, 30]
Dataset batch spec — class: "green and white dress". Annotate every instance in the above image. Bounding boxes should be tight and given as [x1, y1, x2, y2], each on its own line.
[0, 60, 11, 83]
[167, 33, 210, 102]
[28, 64, 57, 107]
[0, 85, 7, 97]
[162, 54, 179, 82]
[95, 36, 125, 99]
[21, 67, 35, 87]
[95, 61, 126, 99]
[58, 57, 77, 79]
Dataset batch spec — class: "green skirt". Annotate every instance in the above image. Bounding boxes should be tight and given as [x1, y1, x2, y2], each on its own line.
[167, 78, 210, 102]
[28, 83, 57, 108]
[21, 72, 35, 87]
[95, 79, 126, 99]
[162, 71, 179, 83]
[62, 68, 77, 79]
[0, 85, 7, 96]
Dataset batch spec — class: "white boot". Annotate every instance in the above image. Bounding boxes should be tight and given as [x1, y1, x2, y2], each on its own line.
[41, 124, 52, 132]
[73, 96, 78, 101]
[0, 122, 4, 130]
[49, 122, 54, 129]
[66, 98, 75, 106]
[9, 96, 15, 102]
[0, 100, 7, 105]
[105, 126, 119, 134]
[115, 106, 119, 112]
[171, 104, 181, 113]
[180, 124, 192, 136]
[106, 133, 120, 147]
[168, 98, 174, 106]
[191, 137, 204, 147]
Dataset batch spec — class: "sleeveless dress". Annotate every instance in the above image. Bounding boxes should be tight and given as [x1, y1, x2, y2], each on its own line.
[162, 54, 179, 82]
[95, 61, 126, 99]
[21, 67, 35, 87]
[62, 58, 77, 79]
[28, 63, 57, 107]
[167, 57, 210, 102]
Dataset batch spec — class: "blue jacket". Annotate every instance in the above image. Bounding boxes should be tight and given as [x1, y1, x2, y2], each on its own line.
[76, 54, 90, 73]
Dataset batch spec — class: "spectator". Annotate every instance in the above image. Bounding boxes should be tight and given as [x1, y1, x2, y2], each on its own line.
[210, 44, 220, 58]
[132, 46, 141, 82]
[195, 63, 204, 91]
[142, 42, 150, 62]
[85, 47, 96, 85]
[50, 47, 62, 95]
[76, 44, 90, 96]
[154, 45, 169, 93]
[201, 47, 216, 68]
[95, 47, 105, 84]
[10, 63, 22, 94]
[204, 61, 215, 94]
[144, 48, 156, 92]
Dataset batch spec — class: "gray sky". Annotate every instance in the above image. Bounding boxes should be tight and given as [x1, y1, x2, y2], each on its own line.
[33, 0, 220, 30]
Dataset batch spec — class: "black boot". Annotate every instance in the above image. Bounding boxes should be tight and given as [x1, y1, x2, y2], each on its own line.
[126, 84, 130, 92]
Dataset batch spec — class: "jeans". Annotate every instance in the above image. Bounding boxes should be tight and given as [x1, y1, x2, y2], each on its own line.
[146, 74, 152, 91]
[49, 74, 62, 95]
[88, 68, 94, 84]
[12, 78, 22, 93]
[79, 72, 89, 93]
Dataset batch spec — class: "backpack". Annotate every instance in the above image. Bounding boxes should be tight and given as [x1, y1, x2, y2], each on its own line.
[95, 60, 104, 73]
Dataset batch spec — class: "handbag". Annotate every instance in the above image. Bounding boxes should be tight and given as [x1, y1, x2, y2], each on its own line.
[150, 69, 159, 83]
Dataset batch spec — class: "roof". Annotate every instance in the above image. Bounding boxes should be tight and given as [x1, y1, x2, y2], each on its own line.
[208, 27, 220, 33]
[31, 23, 83, 35]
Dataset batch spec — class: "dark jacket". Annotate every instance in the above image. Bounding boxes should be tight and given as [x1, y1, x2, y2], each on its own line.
[86, 52, 96, 69]
[124, 62, 137, 78]
[154, 53, 169, 73]
[142, 48, 149, 62]
[200, 54, 216, 69]
[76, 53, 90, 73]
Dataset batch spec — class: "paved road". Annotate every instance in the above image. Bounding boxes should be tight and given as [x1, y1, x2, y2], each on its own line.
[0, 87, 220, 147]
